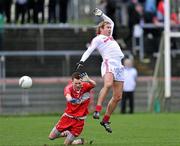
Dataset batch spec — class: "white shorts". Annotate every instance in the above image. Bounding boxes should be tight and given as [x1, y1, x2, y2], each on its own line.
[101, 58, 124, 81]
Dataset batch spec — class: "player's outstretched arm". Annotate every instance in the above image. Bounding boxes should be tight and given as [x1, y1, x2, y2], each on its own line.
[75, 61, 84, 71]
[76, 37, 98, 70]
[93, 8, 114, 24]
[93, 8, 114, 36]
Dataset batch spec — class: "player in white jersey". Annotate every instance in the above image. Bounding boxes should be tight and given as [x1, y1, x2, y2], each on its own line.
[75, 8, 124, 133]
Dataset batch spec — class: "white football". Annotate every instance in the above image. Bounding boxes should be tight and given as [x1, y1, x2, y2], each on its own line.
[19, 76, 32, 89]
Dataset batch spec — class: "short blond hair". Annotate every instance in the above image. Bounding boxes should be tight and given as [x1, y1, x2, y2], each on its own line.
[96, 21, 111, 34]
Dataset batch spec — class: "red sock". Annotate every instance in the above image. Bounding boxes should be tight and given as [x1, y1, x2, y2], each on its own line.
[102, 115, 110, 123]
[95, 105, 102, 112]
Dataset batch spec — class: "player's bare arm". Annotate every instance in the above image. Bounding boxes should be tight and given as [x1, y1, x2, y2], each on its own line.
[65, 93, 81, 104]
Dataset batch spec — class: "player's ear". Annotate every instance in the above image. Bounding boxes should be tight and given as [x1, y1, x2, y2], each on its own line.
[100, 27, 103, 33]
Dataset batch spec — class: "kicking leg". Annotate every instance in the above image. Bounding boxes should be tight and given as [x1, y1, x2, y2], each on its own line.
[93, 73, 113, 119]
[105, 81, 123, 116]
[101, 81, 123, 133]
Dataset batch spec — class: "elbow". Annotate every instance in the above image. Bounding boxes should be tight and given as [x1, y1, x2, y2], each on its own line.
[111, 22, 114, 29]
[93, 82, 97, 87]
[90, 80, 96, 87]
[111, 21, 114, 26]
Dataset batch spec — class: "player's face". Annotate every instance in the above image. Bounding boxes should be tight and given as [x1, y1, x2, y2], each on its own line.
[72, 78, 82, 91]
[100, 24, 111, 36]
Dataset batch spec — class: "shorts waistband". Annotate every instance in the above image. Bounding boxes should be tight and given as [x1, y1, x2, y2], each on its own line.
[63, 113, 87, 120]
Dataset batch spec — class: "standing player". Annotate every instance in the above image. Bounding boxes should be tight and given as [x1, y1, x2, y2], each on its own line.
[75, 8, 124, 133]
[48, 72, 96, 145]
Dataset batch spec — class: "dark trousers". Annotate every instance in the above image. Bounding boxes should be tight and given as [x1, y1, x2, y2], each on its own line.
[59, 0, 68, 23]
[15, 3, 27, 24]
[48, 0, 57, 23]
[121, 91, 134, 114]
[33, 0, 45, 24]
[4, 0, 12, 23]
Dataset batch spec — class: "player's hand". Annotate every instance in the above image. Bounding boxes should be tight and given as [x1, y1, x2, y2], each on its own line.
[93, 8, 103, 17]
[80, 72, 89, 82]
[75, 61, 84, 71]
[80, 72, 88, 78]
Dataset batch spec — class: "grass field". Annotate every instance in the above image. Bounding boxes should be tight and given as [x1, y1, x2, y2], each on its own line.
[0, 113, 180, 146]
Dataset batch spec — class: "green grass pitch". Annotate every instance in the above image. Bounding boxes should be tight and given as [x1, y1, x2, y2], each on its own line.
[0, 113, 180, 146]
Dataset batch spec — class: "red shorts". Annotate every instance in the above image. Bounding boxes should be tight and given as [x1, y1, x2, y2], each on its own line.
[56, 115, 85, 137]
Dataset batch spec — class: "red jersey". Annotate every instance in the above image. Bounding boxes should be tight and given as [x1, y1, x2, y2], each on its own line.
[64, 82, 94, 117]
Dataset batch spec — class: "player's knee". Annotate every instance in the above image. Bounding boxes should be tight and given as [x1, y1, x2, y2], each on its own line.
[48, 131, 58, 140]
[48, 127, 61, 140]
[48, 135, 55, 140]
[112, 96, 121, 102]
[104, 82, 112, 89]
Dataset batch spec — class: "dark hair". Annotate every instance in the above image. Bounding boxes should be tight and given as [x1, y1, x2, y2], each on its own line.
[71, 72, 81, 80]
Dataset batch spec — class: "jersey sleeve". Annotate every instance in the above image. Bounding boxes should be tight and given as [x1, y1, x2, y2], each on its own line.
[80, 37, 100, 62]
[82, 82, 95, 92]
[101, 14, 114, 36]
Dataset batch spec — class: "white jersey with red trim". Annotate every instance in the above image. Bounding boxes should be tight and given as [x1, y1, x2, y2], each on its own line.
[80, 14, 124, 62]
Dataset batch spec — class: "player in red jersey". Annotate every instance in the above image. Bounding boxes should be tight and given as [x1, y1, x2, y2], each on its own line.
[48, 72, 96, 145]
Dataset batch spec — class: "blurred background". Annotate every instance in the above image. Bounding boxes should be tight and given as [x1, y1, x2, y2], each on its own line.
[0, 0, 180, 115]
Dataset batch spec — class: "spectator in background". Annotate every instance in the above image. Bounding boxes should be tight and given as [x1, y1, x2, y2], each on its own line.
[120, 58, 137, 114]
[27, 0, 34, 23]
[0, 11, 4, 50]
[3, 0, 12, 23]
[15, 0, 27, 24]
[126, 0, 143, 49]
[144, 0, 156, 23]
[33, 0, 45, 24]
[154, 0, 164, 23]
[48, 0, 57, 23]
[153, 0, 179, 25]
[138, 0, 146, 4]
[0, 1, 4, 15]
[59, 0, 69, 23]
[153, 0, 180, 50]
